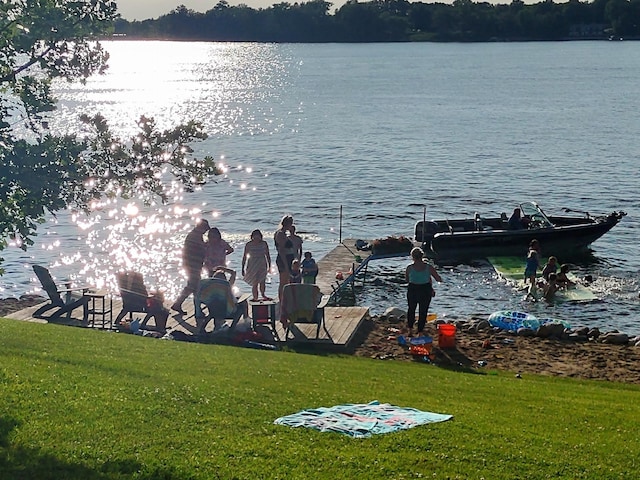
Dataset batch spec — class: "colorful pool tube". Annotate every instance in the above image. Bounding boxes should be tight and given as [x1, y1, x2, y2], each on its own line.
[488, 310, 540, 332]
[488, 311, 571, 332]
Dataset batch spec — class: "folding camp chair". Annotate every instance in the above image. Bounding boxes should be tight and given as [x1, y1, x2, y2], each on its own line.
[280, 283, 328, 340]
[114, 271, 168, 332]
[32, 265, 90, 324]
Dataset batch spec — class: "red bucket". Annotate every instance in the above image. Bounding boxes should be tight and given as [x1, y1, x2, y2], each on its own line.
[437, 323, 457, 349]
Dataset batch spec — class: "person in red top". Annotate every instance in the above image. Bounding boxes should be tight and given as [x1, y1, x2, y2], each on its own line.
[172, 219, 210, 316]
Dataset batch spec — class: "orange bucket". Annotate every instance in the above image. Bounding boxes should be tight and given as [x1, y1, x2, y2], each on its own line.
[437, 323, 457, 349]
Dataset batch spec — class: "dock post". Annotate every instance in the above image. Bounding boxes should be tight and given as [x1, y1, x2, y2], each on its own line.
[339, 205, 343, 244]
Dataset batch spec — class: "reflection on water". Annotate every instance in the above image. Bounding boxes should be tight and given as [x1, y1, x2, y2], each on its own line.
[52, 41, 299, 137]
[2, 41, 640, 335]
[43, 164, 288, 301]
[359, 257, 640, 334]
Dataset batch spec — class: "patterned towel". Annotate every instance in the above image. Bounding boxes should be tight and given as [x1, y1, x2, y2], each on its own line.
[274, 400, 452, 438]
[198, 277, 236, 316]
[279, 283, 321, 324]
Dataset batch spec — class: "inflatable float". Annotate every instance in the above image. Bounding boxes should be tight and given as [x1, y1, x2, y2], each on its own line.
[488, 310, 571, 332]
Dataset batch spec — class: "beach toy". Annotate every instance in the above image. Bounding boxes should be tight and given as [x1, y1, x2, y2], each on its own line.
[538, 318, 571, 329]
[410, 335, 433, 346]
[409, 344, 433, 357]
[437, 323, 457, 348]
[409, 336, 434, 357]
[488, 310, 540, 332]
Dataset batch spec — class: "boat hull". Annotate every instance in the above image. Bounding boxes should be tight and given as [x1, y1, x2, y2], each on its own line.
[415, 210, 625, 262]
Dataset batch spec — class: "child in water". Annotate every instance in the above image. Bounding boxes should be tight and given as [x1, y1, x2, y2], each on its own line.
[541, 256, 558, 281]
[543, 273, 560, 301]
[556, 264, 576, 288]
[524, 240, 540, 297]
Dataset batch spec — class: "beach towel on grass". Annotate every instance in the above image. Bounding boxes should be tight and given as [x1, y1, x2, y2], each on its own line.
[274, 400, 453, 438]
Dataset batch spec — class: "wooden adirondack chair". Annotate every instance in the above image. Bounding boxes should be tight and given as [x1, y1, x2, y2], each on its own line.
[114, 271, 168, 332]
[32, 265, 90, 323]
[280, 283, 328, 340]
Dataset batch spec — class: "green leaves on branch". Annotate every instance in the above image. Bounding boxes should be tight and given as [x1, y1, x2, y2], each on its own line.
[79, 113, 221, 206]
[0, 1, 115, 85]
[0, 1, 222, 264]
[1, 134, 84, 251]
[1, 113, 220, 253]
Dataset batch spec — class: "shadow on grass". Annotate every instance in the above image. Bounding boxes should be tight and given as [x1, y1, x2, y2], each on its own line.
[0, 417, 194, 480]
[138, 317, 485, 377]
[432, 347, 485, 375]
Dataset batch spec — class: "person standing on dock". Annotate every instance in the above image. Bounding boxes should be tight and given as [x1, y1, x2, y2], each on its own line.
[203, 227, 234, 277]
[289, 225, 303, 264]
[242, 229, 272, 301]
[172, 219, 210, 316]
[405, 246, 442, 335]
[289, 259, 303, 284]
[274, 215, 294, 299]
[301, 251, 318, 284]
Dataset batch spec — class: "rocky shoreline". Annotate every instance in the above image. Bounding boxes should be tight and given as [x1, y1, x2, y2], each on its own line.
[0, 295, 46, 317]
[351, 308, 640, 385]
[3, 297, 640, 385]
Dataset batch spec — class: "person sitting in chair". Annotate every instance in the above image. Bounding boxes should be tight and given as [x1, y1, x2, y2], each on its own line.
[195, 267, 248, 334]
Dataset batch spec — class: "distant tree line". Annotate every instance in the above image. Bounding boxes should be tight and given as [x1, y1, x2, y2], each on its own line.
[113, 0, 640, 42]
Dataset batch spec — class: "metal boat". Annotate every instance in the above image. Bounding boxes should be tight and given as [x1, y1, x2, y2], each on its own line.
[414, 202, 626, 262]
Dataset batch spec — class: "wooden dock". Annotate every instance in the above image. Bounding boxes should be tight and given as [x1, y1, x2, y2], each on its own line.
[315, 239, 408, 303]
[259, 305, 369, 346]
[315, 239, 373, 302]
[5, 294, 369, 349]
[3, 240, 413, 349]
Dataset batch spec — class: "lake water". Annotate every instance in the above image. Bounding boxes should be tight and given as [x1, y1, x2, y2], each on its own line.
[3, 41, 639, 334]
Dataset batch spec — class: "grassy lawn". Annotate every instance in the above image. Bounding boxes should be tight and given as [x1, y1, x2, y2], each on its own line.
[1, 318, 639, 480]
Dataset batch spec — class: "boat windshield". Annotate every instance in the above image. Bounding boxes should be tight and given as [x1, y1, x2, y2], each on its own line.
[520, 202, 554, 228]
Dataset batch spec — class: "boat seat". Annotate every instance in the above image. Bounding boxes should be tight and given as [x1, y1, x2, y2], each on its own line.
[474, 213, 483, 232]
[500, 212, 509, 229]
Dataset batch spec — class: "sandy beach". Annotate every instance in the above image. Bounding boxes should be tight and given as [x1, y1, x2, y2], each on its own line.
[351, 315, 640, 385]
[3, 296, 639, 385]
